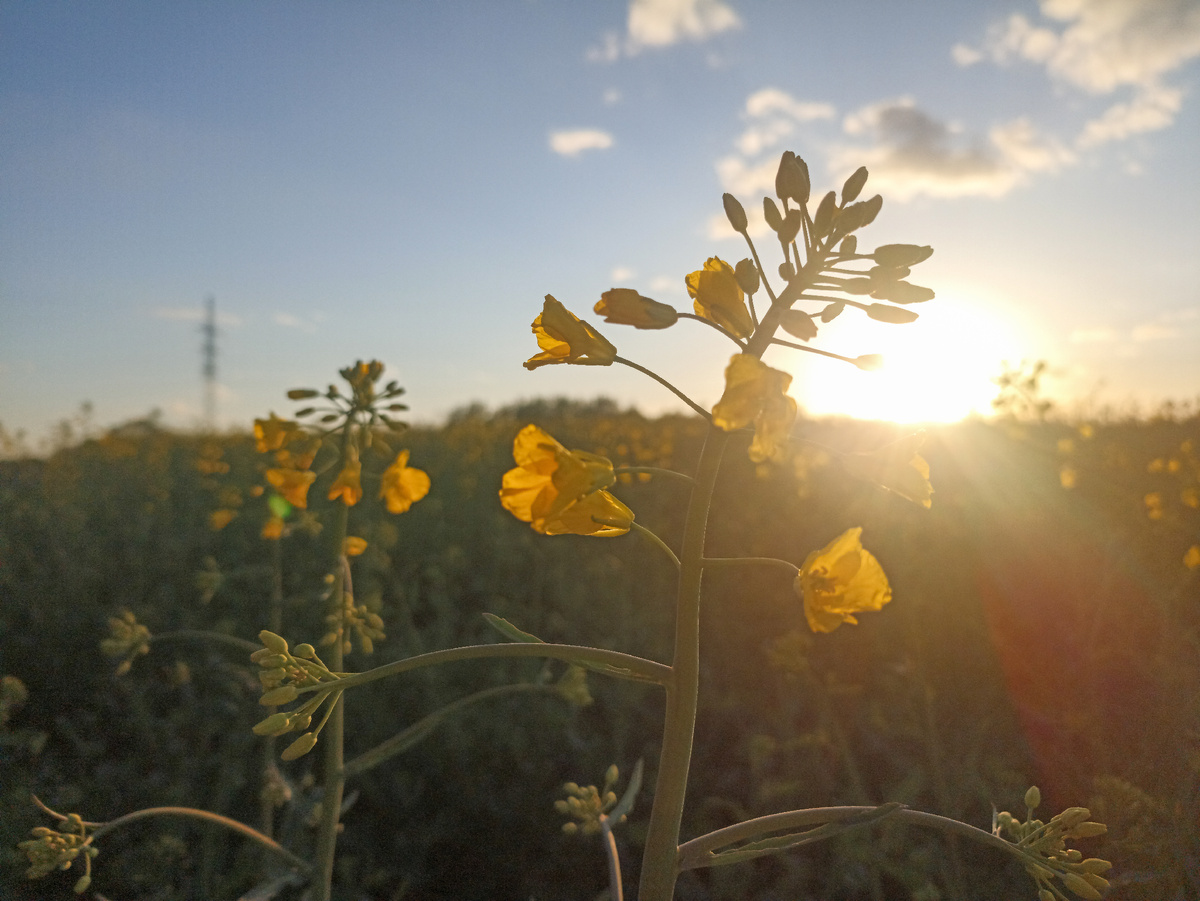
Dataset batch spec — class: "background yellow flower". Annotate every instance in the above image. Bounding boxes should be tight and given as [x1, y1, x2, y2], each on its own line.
[380, 449, 431, 514]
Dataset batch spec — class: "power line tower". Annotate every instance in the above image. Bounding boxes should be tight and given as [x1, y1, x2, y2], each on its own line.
[201, 295, 217, 431]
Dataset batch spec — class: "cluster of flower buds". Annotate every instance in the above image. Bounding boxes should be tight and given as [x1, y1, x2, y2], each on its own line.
[994, 786, 1112, 901]
[18, 812, 98, 893]
[251, 630, 344, 761]
[321, 577, 386, 655]
[288, 359, 409, 433]
[99, 609, 151, 676]
[555, 764, 624, 836]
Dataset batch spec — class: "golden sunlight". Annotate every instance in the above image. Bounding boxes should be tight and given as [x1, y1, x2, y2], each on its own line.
[795, 295, 1028, 423]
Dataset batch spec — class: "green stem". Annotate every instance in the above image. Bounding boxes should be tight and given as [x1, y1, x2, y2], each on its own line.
[86, 806, 310, 874]
[701, 556, 799, 577]
[631, 522, 681, 570]
[614, 357, 712, 420]
[676, 312, 747, 349]
[150, 630, 261, 655]
[294, 643, 671, 694]
[312, 497, 350, 901]
[677, 805, 1034, 872]
[601, 815, 625, 901]
[615, 466, 695, 486]
[342, 683, 553, 780]
[770, 337, 862, 365]
[260, 538, 285, 844]
[638, 425, 730, 901]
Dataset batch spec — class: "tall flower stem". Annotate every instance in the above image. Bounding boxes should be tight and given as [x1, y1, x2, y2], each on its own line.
[259, 538, 285, 847]
[638, 425, 730, 901]
[312, 494, 350, 901]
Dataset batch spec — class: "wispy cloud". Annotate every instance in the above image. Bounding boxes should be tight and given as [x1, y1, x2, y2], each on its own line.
[152, 306, 242, 327]
[954, 0, 1200, 149]
[273, 312, 321, 333]
[549, 129, 615, 157]
[588, 0, 741, 61]
[610, 266, 636, 282]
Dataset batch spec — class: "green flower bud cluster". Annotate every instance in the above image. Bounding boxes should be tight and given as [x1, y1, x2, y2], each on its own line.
[994, 786, 1112, 901]
[555, 765, 623, 836]
[553, 665, 593, 707]
[321, 588, 386, 656]
[18, 813, 98, 893]
[251, 630, 344, 761]
[99, 610, 151, 676]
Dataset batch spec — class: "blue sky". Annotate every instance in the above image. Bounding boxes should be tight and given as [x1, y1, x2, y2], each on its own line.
[2, 0, 1198, 442]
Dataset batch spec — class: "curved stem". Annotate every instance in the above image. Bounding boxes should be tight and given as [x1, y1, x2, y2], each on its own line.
[615, 466, 695, 487]
[601, 816, 625, 901]
[675, 313, 746, 350]
[295, 643, 671, 694]
[86, 806, 310, 874]
[150, 630, 261, 655]
[701, 556, 799, 577]
[677, 805, 1032, 873]
[631, 522, 681, 570]
[342, 683, 553, 780]
[770, 338, 861, 365]
[614, 356, 712, 420]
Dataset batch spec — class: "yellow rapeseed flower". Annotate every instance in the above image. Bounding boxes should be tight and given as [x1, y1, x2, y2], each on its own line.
[500, 424, 631, 535]
[342, 536, 368, 556]
[254, 413, 299, 453]
[686, 257, 753, 339]
[209, 509, 238, 530]
[524, 295, 618, 370]
[265, 468, 316, 509]
[795, 527, 892, 633]
[261, 516, 285, 540]
[593, 288, 678, 329]
[380, 449, 431, 514]
[1185, 545, 1200, 570]
[711, 354, 797, 463]
[328, 455, 363, 506]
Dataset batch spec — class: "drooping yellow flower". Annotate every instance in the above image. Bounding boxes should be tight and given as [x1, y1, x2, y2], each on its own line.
[843, 432, 934, 509]
[795, 527, 892, 633]
[524, 295, 618, 370]
[686, 257, 753, 339]
[380, 450, 431, 514]
[254, 413, 300, 453]
[712, 354, 797, 463]
[328, 455, 363, 506]
[265, 467, 316, 509]
[499, 424, 630, 535]
[593, 288, 678, 329]
[543, 488, 634, 537]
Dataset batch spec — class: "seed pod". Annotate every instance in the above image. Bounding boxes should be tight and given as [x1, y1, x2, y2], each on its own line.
[734, 259, 760, 295]
[287, 389, 320, 400]
[722, 193, 748, 233]
[842, 166, 868, 203]
[763, 197, 784, 232]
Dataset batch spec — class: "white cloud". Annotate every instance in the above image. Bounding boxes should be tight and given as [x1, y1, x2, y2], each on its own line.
[744, 88, 835, 122]
[273, 312, 318, 333]
[588, 0, 741, 60]
[603, 88, 622, 106]
[958, 0, 1200, 149]
[1132, 323, 1179, 341]
[831, 98, 1074, 200]
[152, 306, 242, 327]
[610, 266, 636, 282]
[649, 275, 678, 294]
[1069, 327, 1119, 343]
[549, 129, 614, 157]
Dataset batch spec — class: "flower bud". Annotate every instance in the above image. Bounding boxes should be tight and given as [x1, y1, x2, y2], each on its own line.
[722, 193, 748, 233]
[259, 631, 289, 655]
[594, 288, 678, 329]
[281, 732, 318, 761]
[775, 151, 810, 205]
[260, 685, 299, 706]
[1060, 872, 1103, 900]
[820, 302, 844, 323]
[253, 712, 292, 736]
[1024, 786, 1042, 809]
[293, 643, 316, 659]
[841, 166, 868, 203]
[734, 259, 760, 296]
[812, 191, 838, 239]
[874, 244, 934, 267]
[763, 197, 783, 232]
[781, 311, 817, 341]
[866, 303, 919, 324]
[778, 262, 795, 280]
[854, 354, 884, 371]
[287, 389, 320, 400]
[839, 235, 858, 256]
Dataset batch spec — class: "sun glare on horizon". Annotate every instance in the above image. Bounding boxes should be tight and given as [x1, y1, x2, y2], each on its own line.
[794, 295, 1028, 424]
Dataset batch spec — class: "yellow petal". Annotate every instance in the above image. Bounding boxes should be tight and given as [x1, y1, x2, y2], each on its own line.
[594, 288, 678, 329]
[685, 257, 753, 339]
[795, 528, 892, 633]
[380, 449, 431, 514]
[542, 490, 634, 537]
[343, 536, 368, 556]
[524, 295, 617, 369]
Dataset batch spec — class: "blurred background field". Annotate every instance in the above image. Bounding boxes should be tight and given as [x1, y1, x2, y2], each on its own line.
[2, 397, 1197, 900]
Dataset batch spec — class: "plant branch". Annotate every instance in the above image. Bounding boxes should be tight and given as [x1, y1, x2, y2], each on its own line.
[614, 356, 712, 420]
[631, 522, 681, 570]
[675, 313, 747, 350]
[701, 556, 799, 577]
[615, 466, 695, 486]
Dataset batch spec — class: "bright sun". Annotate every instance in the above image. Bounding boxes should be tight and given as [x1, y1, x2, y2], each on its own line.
[791, 294, 1027, 423]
